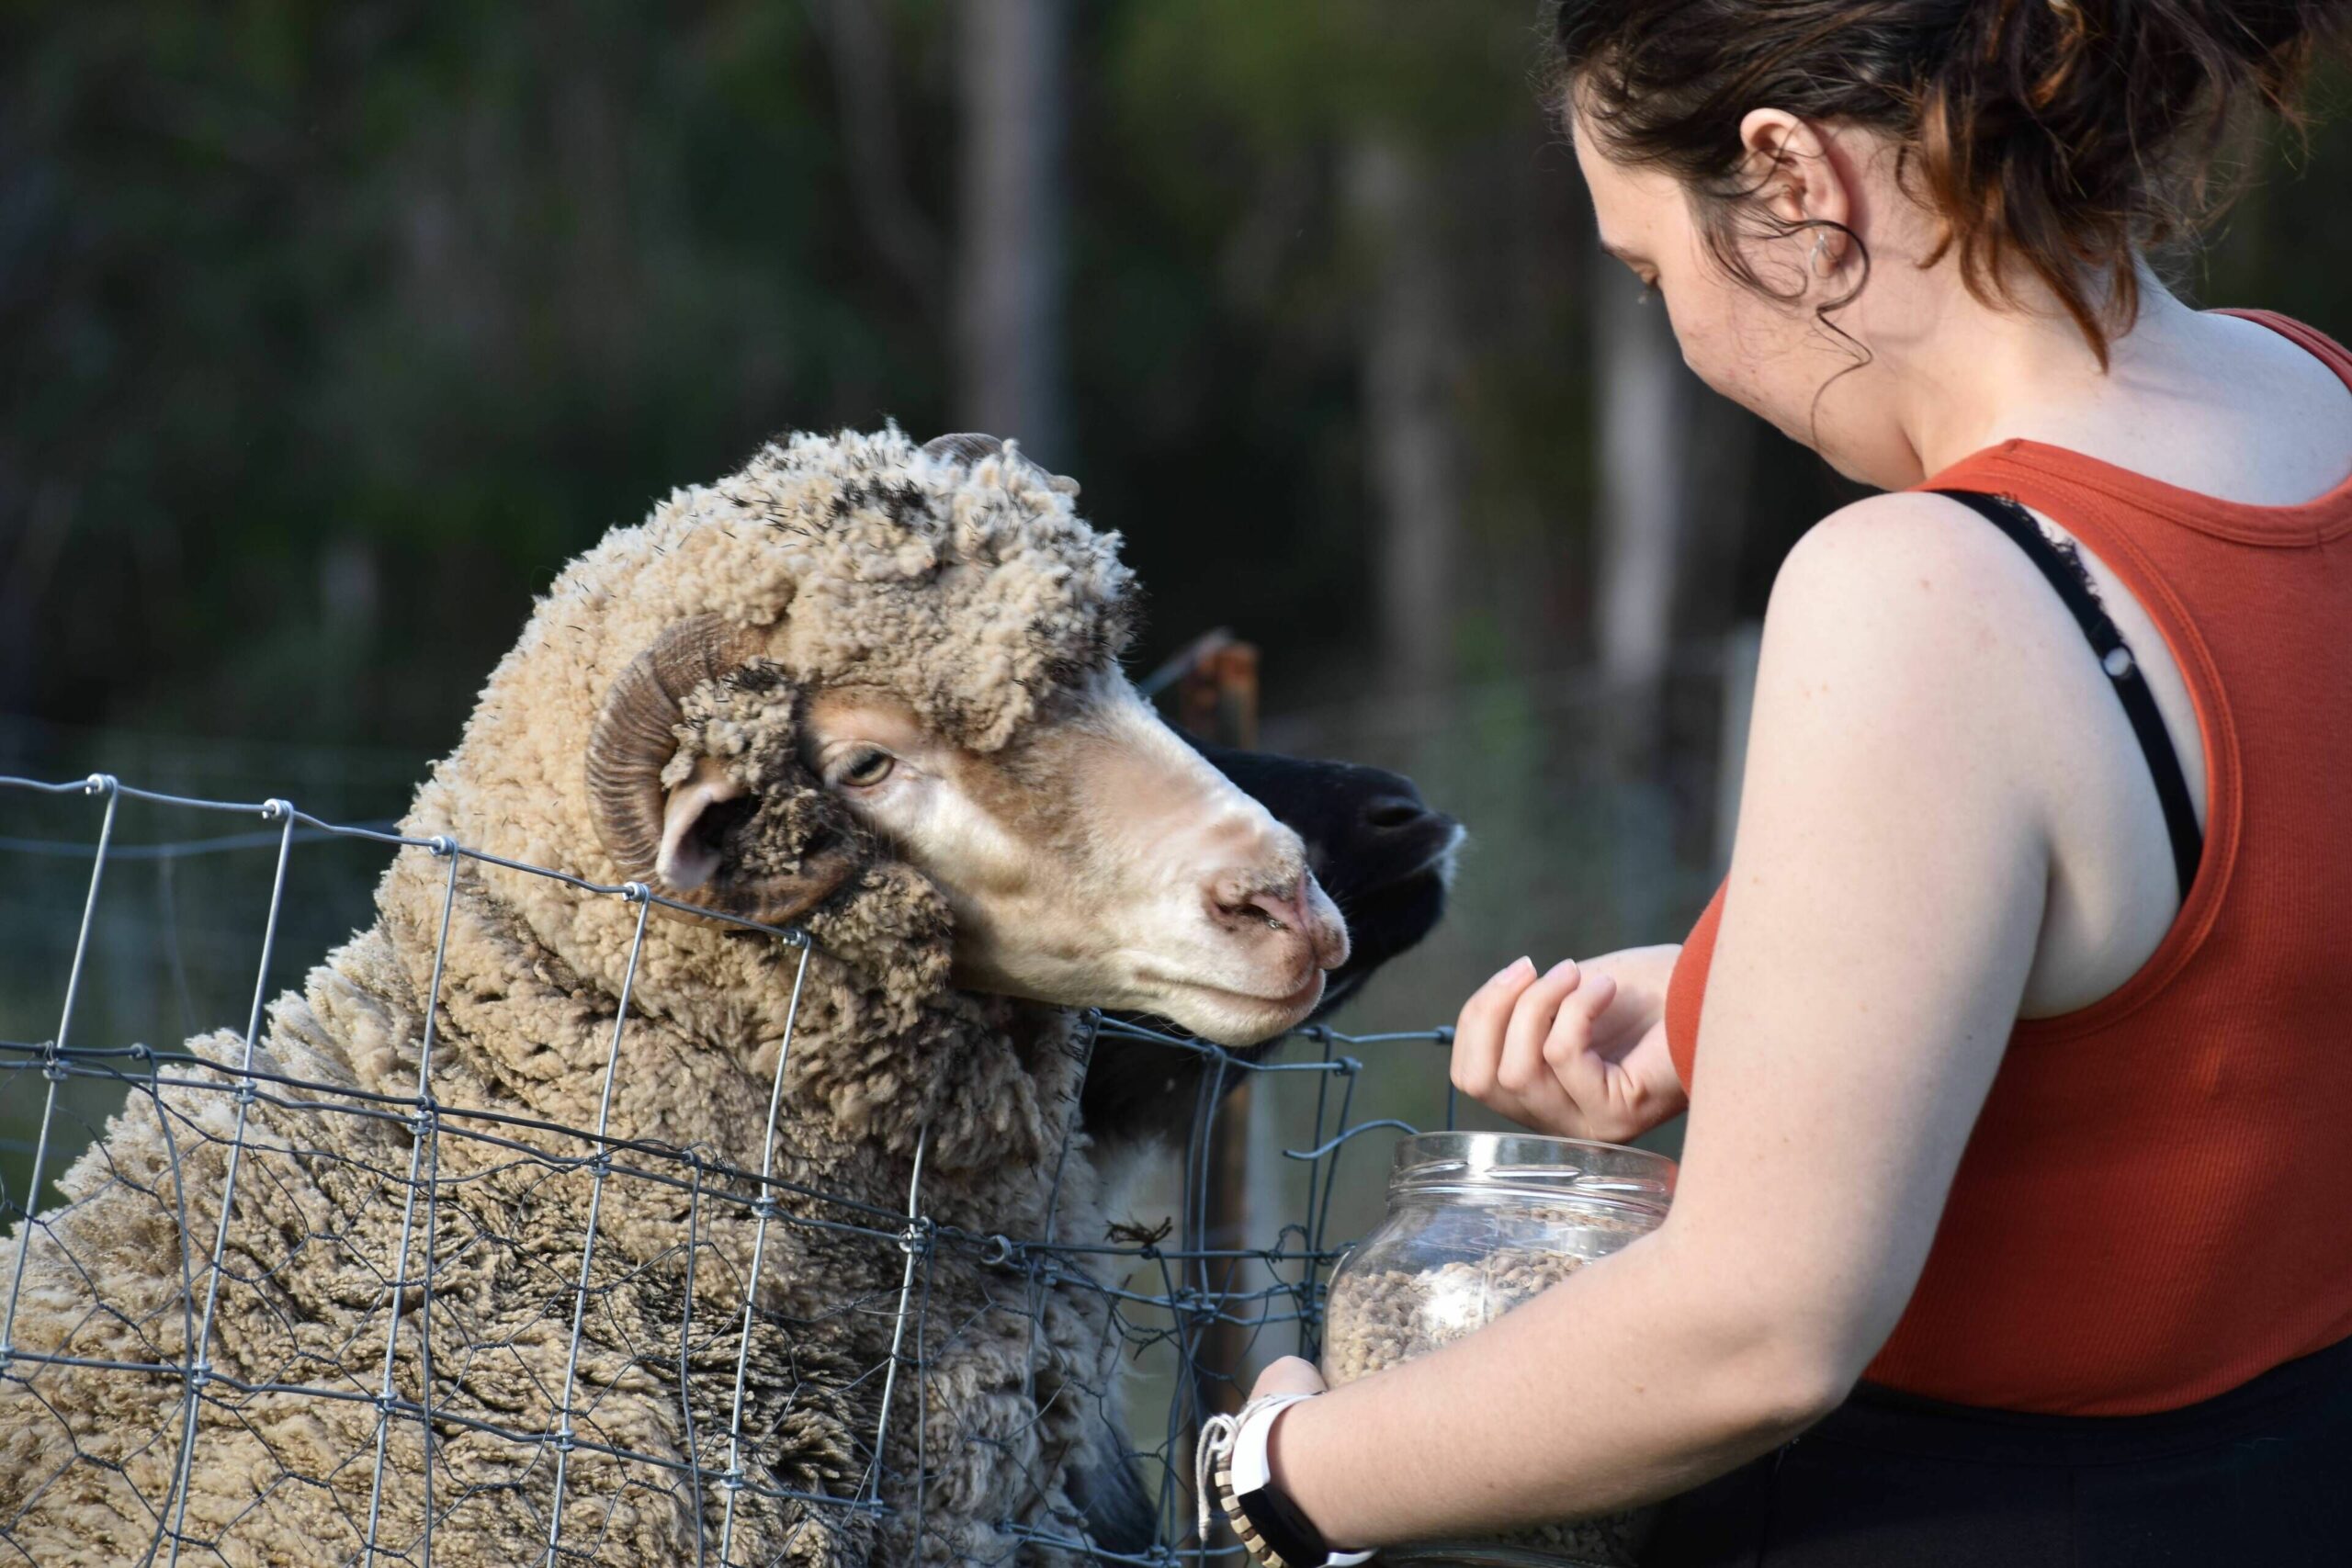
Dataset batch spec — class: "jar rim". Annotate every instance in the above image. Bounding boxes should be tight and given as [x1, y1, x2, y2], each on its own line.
[1388, 1130, 1676, 1205]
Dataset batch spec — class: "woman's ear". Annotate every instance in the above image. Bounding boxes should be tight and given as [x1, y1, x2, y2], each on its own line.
[1739, 108, 1852, 267]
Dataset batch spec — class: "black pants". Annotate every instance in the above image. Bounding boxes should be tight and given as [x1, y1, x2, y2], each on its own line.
[1644, 1334, 2352, 1566]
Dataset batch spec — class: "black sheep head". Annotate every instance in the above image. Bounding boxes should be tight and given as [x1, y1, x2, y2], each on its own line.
[1081, 741, 1462, 1154]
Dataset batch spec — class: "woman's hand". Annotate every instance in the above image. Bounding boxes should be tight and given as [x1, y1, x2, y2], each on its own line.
[1449, 946, 1688, 1142]
[1247, 1357, 1337, 1536]
[1250, 1356, 1328, 1402]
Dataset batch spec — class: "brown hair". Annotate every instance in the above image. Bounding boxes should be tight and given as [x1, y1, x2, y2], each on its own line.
[1552, 0, 2349, 365]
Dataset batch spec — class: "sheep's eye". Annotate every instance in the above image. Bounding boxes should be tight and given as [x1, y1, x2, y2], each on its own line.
[838, 749, 896, 787]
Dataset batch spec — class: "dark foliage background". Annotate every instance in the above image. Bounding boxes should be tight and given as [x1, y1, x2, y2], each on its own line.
[5, 1, 2347, 1187]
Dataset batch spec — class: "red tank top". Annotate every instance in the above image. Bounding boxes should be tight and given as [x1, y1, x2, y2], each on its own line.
[1663, 310, 2352, 1416]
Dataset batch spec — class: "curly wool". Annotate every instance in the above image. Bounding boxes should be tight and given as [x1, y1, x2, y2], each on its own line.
[0, 428, 1139, 1567]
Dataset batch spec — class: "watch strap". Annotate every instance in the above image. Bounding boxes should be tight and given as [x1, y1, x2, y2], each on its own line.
[1199, 1393, 1374, 1568]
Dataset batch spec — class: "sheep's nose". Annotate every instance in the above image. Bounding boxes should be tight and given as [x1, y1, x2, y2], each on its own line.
[1205, 871, 1351, 972]
[1361, 792, 1435, 838]
[1208, 873, 1310, 934]
[1243, 882, 1313, 935]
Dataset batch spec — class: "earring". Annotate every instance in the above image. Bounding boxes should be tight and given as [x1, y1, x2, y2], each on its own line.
[1809, 233, 1833, 276]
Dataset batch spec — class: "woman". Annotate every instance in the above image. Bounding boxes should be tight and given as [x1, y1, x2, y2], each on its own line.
[1202, 2, 2352, 1563]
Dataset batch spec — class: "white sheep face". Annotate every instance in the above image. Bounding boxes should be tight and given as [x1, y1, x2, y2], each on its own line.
[773, 670, 1352, 1044]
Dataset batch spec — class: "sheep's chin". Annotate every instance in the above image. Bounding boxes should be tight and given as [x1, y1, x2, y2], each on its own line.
[1142, 969, 1329, 1047]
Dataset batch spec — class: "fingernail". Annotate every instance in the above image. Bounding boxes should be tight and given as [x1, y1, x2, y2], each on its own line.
[1489, 956, 1533, 985]
[1545, 958, 1578, 980]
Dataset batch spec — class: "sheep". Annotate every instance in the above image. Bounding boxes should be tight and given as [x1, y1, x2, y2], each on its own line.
[0, 426, 1354, 1567]
[1083, 741, 1462, 1158]
[1070, 744, 1460, 1553]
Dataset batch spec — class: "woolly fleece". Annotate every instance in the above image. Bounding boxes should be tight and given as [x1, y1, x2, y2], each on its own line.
[0, 428, 1145, 1566]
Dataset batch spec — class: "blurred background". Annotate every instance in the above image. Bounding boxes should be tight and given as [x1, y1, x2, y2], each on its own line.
[4, 0, 2347, 1262]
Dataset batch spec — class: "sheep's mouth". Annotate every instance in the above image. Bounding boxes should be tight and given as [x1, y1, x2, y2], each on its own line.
[1143, 967, 1328, 1021]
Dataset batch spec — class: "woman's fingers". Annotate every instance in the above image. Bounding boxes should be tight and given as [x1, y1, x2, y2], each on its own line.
[1543, 971, 1627, 1129]
[1452, 955, 1535, 1100]
[1454, 956, 1600, 1134]
[1447, 941, 1690, 1143]
[1497, 960, 1587, 1100]
[1622, 1028, 1690, 1127]
[1544, 976, 1694, 1142]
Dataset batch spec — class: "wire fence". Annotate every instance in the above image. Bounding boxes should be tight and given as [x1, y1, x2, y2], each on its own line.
[0, 770, 1464, 1567]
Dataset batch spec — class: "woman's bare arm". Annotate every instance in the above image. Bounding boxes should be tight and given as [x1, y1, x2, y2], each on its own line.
[1262, 495, 2069, 1545]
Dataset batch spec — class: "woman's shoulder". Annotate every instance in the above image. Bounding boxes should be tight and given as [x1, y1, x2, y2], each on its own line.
[1765, 491, 2071, 669]
[1754, 492, 2109, 782]
[1778, 490, 2026, 576]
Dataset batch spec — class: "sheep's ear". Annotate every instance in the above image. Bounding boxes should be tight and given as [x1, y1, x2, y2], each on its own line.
[587, 614, 859, 929]
[650, 751, 861, 928]
[655, 755, 743, 894]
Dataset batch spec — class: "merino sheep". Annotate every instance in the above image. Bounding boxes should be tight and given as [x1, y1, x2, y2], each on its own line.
[1072, 744, 1461, 1552]
[1084, 741, 1462, 1159]
[0, 427, 1352, 1567]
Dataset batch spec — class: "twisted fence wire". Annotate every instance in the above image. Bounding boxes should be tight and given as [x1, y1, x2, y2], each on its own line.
[0, 772, 1456, 1566]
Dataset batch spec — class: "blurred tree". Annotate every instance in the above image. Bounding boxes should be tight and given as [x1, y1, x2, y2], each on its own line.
[0, 1, 953, 753]
[0, 0, 2342, 775]
[953, 0, 1070, 464]
[808, 0, 948, 311]
[1591, 266, 1691, 696]
[1345, 132, 1461, 695]
[1101, 0, 1568, 702]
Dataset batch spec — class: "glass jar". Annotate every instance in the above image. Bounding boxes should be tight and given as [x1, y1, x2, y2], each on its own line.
[1319, 1130, 1678, 1568]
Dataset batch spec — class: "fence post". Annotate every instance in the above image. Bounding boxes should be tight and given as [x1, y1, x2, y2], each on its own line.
[1173, 637, 1259, 756]
[1170, 636, 1261, 1545]
[1172, 637, 1259, 1384]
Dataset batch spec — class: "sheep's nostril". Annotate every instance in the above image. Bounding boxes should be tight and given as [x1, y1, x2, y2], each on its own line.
[1238, 884, 1308, 934]
[1212, 898, 1265, 927]
[1208, 874, 1307, 933]
[1363, 795, 1429, 834]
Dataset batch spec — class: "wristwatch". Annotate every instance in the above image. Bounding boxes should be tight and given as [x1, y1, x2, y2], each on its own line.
[1200, 1393, 1375, 1568]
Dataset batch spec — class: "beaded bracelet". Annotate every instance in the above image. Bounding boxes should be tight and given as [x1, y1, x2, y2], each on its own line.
[1195, 1393, 1374, 1568]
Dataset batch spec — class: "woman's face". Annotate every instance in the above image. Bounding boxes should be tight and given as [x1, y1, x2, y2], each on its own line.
[1570, 98, 1918, 486]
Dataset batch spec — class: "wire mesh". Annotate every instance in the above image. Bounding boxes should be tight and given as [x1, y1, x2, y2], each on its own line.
[0, 771, 1456, 1566]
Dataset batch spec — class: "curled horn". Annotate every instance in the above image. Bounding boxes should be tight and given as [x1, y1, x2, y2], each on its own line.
[922, 430, 1078, 498]
[920, 432, 1007, 466]
[585, 615, 768, 883]
[584, 614, 857, 926]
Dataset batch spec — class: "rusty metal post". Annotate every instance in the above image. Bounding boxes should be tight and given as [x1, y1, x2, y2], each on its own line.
[1174, 637, 1259, 753]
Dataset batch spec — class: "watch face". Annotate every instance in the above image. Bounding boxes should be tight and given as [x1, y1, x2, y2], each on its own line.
[1239, 1483, 1325, 1568]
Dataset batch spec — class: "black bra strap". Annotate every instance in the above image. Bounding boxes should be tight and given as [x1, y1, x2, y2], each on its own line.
[1933, 490, 2203, 901]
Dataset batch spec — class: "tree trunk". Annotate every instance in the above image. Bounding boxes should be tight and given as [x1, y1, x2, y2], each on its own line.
[952, 0, 1070, 465]
[1589, 252, 1706, 939]
[811, 0, 944, 308]
[1346, 134, 1461, 698]
[1592, 264, 1692, 697]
